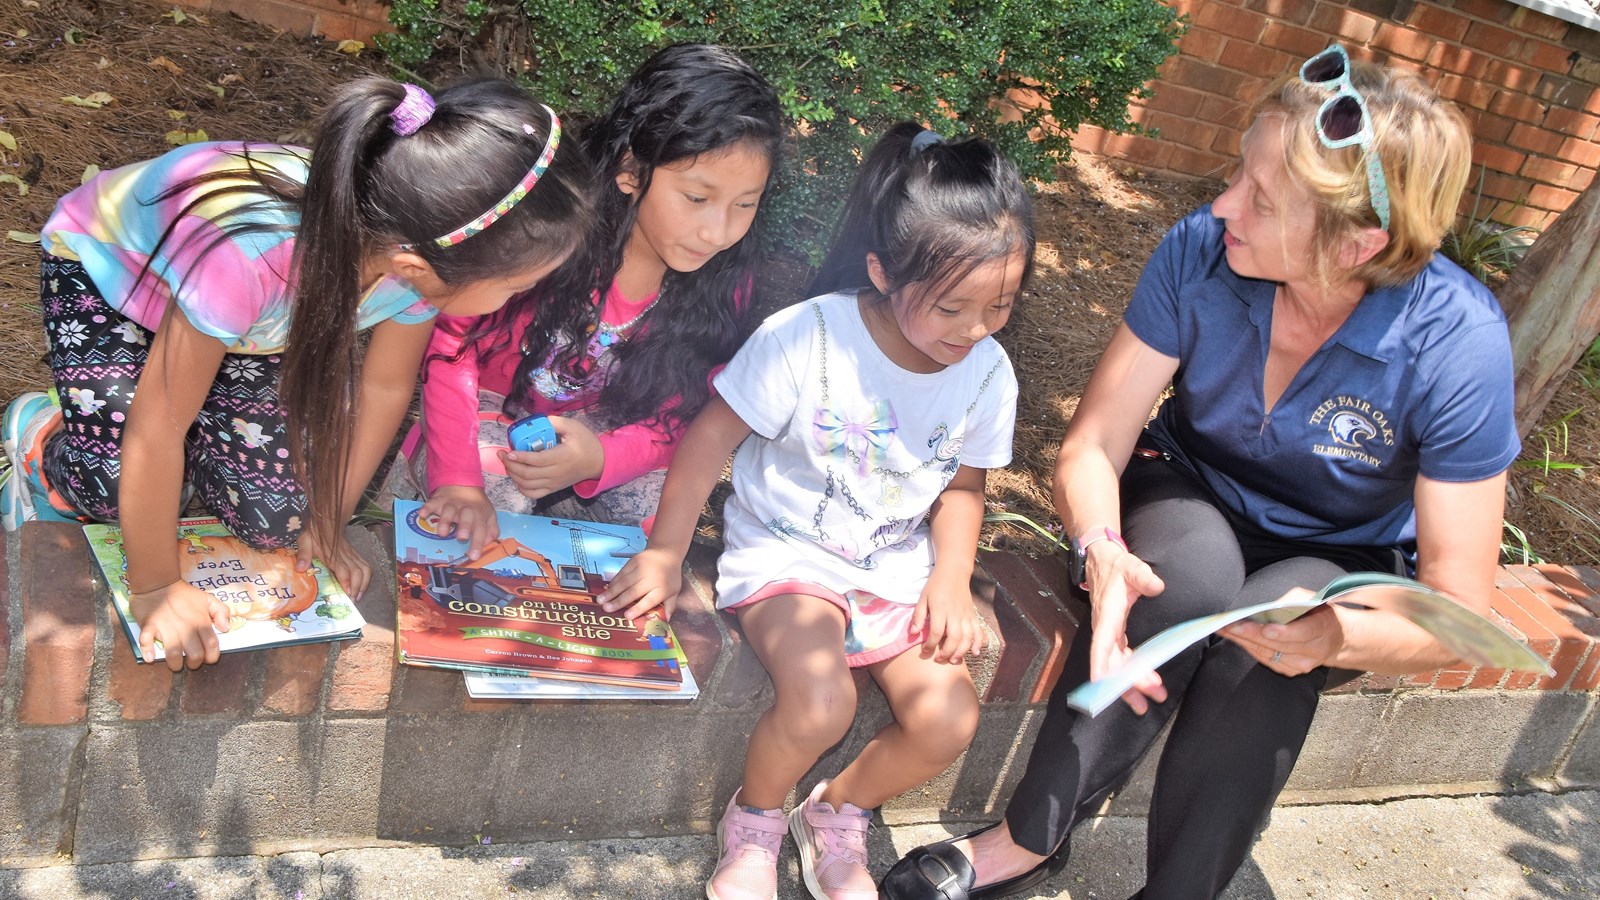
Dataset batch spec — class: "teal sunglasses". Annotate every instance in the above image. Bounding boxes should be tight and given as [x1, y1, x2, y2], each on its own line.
[1300, 44, 1391, 232]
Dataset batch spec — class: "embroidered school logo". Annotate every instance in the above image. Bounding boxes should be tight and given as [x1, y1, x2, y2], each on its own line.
[1308, 395, 1394, 468]
[405, 506, 458, 540]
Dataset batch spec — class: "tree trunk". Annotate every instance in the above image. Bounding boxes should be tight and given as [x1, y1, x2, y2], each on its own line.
[1499, 178, 1600, 438]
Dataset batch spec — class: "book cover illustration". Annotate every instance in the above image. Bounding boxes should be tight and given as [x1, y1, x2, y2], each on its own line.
[392, 499, 688, 690]
[85, 518, 364, 663]
[1067, 571, 1554, 716]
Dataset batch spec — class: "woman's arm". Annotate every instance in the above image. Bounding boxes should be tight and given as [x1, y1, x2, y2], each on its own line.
[120, 307, 232, 670]
[596, 396, 752, 618]
[1228, 472, 1508, 675]
[294, 316, 432, 598]
[1054, 323, 1180, 713]
[916, 464, 988, 664]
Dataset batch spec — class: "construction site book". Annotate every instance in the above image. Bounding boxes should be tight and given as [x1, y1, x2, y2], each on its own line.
[392, 499, 688, 690]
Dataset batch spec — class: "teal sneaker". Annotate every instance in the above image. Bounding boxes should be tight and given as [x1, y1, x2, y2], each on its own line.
[1, 390, 74, 530]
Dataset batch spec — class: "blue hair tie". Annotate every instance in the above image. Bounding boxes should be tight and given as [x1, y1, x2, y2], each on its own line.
[911, 129, 945, 154]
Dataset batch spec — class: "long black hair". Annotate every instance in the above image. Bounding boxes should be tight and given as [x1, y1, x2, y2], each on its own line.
[811, 122, 1036, 307]
[144, 77, 593, 551]
[469, 43, 783, 434]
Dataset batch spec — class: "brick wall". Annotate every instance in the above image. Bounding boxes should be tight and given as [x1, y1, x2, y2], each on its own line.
[171, 0, 392, 44]
[1072, 0, 1600, 229]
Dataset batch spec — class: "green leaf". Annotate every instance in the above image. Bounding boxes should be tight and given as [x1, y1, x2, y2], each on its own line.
[80, 164, 99, 184]
[0, 130, 16, 152]
[165, 128, 209, 145]
[0, 174, 28, 197]
[6, 231, 41, 244]
[61, 92, 115, 109]
[164, 7, 188, 24]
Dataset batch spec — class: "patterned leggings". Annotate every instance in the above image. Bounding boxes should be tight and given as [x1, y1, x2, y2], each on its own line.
[38, 253, 306, 549]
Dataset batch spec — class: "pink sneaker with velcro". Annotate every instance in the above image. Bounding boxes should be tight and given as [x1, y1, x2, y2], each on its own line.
[707, 790, 788, 900]
[789, 780, 876, 900]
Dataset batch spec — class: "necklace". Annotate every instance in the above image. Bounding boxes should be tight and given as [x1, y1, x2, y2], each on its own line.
[592, 293, 661, 348]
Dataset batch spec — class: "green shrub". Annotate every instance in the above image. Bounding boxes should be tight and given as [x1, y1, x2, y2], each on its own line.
[378, 0, 1182, 256]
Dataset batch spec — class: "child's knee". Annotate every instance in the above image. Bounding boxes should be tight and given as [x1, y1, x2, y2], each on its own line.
[773, 677, 858, 747]
[901, 679, 980, 757]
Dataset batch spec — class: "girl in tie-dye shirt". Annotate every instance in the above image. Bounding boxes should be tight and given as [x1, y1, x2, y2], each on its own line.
[8, 77, 591, 671]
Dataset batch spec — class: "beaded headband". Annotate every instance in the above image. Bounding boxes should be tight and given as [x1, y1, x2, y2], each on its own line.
[398, 104, 563, 251]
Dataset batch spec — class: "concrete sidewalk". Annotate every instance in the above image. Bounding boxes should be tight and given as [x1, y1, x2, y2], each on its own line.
[5, 789, 1596, 898]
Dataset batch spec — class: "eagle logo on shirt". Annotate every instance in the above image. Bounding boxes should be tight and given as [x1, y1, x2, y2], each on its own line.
[1328, 411, 1378, 447]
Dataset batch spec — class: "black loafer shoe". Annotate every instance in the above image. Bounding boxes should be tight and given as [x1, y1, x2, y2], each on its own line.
[879, 823, 1069, 900]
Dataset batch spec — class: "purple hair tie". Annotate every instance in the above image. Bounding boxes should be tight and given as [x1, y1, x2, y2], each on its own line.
[390, 84, 436, 136]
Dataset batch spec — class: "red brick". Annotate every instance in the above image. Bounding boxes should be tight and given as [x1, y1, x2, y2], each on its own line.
[328, 590, 396, 711]
[1213, 128, 1244, 157]
[1310, 5, 1380, 44]
[18, 523, 98, 725]
[1573, 167, 1596, 192]
[179, 652, 251, 715]
[1167, 144, 1235, 178]
[1218, 38, 1294, 75]
[1494, 569, 1586, 690]
[1430, 667, 1477, 691]
[1465, 664, 1509, 690]
[1243, 0, 1315, 25]
[1143, 110, 1220, 150]
[1538, 565, 1600, 617]
[968, 561, 1032, 702]
[1431, 44, 1489, 79]
[1521, 155, 1582, 187]
[979, 551, 1079, 702]
[106, 634, 173, 720]
[1509, 122, 1567, 155]
[1528, 182, 1579, 210]
[1163, 56, 1257, 98]
[1452, 0, 1513, 22]
[1197, 94, 1250, 129]
[1463, 22, 1526, 59]
[1143, 83, 1210, 119]
[1192, 3, 1270, 41]
[1180, 26, 1229, 64]
[1535, 72, 1591, 108]
[1401, 669, 1438, 688]
[1076, 128, 1176, 171]
[1586, 88, 1600, 116]
[1372, 23, 1436, 62]
[1490, 201, 1555, 228]
[1436, 75, 1496, 108]
[1555, 135, 1600, 167]
[1544, 106, 1600, 141]
[1489, 90, 1547, 122]
[1464, 159, 1528, 198]
[1406, 5, 1474, 43]
[1502, 669, 1541, 690]
[1261, 21, 1331, 58]
[1508, 6, 1572, 42]
[1363, 672, 1406, 691]
[1467, 109, 1517, 144]
[260, 642, 330, 715]
[1465, 140, 1529, 174]
[1516, 36, 1577, 72]
[1572, 651, 1600, 691]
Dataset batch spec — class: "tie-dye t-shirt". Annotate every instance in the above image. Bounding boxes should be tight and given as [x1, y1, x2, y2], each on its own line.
[42, 142, 436, 354]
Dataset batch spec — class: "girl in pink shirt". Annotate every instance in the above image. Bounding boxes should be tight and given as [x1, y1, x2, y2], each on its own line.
[393, 44, 783, 555]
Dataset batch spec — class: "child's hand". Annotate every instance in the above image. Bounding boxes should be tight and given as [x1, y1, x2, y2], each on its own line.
[596, 547, 683, 620]
[500, 416, 603, 499]
[296, 527, 372, 600]
[129, 581, 231, 671]
[912, 569, 988, 665]
[420, 485, 500, 560]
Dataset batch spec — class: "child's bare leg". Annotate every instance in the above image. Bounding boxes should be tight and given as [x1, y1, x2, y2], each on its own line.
[735, 594, 856, 809]
[823, 649, 980, 811]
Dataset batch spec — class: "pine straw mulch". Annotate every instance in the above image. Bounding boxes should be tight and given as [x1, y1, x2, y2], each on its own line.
[2, 0, 1597, 565]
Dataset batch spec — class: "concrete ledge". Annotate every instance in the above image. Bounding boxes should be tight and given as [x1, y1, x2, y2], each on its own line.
[2, 521, 1598, 867]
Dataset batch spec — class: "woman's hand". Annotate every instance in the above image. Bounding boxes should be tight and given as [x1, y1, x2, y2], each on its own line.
[1224, 591, 1345, 676]
[500, 415, 604, 499]
[1084, 541, 1168, 714]
[913, 567, 987, 665]
[596, 547, 682, 620]
[129, 581, 231, 672]
[296, 525, 371, 601]
[420, 484, 500, 560]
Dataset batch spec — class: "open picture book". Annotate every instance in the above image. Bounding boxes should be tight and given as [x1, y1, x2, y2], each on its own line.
[1066, 571, 1554, 717]
[393, 499, 693, 694]
[85, 518, 364, 663]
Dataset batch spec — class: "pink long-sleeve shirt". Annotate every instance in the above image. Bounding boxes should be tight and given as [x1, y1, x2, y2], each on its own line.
[419, 284, 684, 498]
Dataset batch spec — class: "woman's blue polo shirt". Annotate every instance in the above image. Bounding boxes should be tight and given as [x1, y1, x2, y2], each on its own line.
[1125, 207, 1520, 549]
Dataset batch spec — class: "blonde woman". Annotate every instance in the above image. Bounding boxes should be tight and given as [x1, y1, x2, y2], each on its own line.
[882, 46, 1518, 900]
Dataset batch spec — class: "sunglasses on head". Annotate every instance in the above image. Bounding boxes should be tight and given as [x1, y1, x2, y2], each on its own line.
[1299, 44, 1391, 232]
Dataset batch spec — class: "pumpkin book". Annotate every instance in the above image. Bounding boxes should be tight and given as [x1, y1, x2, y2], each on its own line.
[392, 499, 688, 692]
[85, 518, 364, 663]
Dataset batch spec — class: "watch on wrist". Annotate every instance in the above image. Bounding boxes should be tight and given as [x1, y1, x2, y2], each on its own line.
[1069, 526, 1126, 590]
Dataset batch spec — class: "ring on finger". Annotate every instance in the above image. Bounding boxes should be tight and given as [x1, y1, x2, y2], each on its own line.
[1270, 650, 1283, 665]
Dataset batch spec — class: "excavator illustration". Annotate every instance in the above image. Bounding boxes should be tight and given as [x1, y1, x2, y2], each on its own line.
[406, 518, 641, 609]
